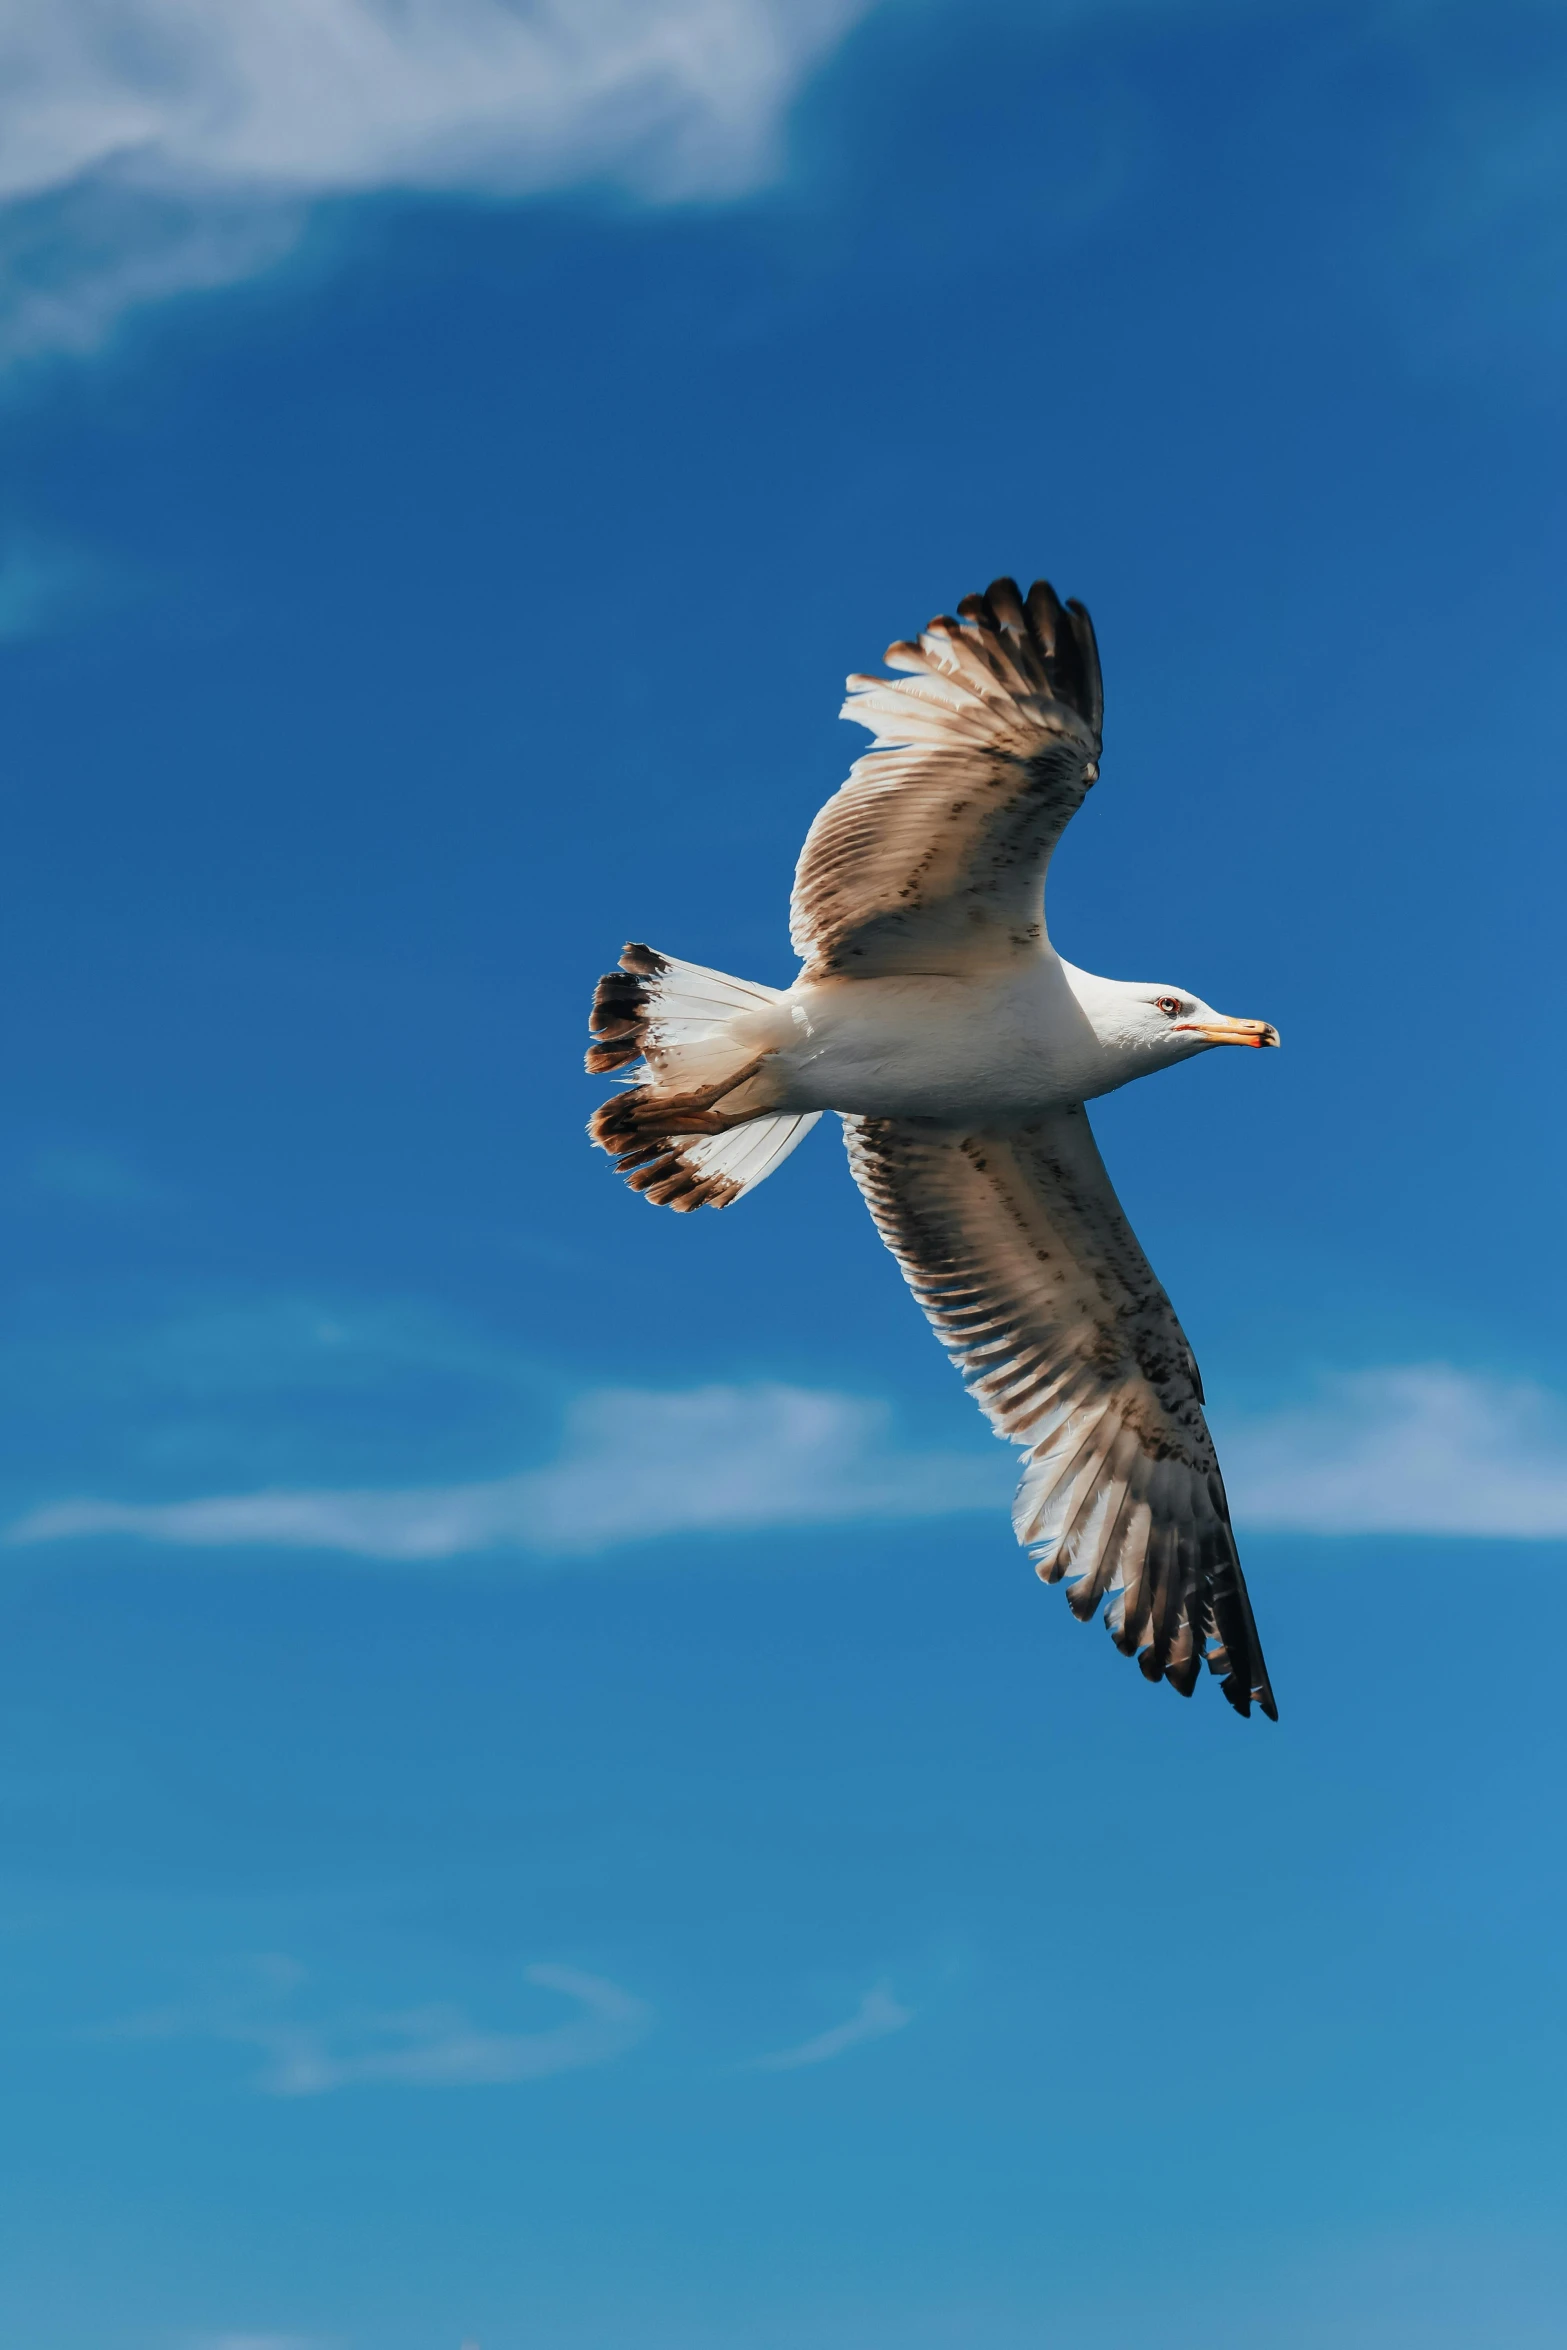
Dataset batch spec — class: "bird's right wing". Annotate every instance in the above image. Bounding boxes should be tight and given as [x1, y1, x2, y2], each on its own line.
[789, 577, 1103, 979]
[843, 1107, 1276, 1718]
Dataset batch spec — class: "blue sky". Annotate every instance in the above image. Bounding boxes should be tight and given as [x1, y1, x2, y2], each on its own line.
[3, 3, 1567, 2344]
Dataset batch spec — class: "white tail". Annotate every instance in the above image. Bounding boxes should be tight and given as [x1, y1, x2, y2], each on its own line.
[586, 943, 820, 1212]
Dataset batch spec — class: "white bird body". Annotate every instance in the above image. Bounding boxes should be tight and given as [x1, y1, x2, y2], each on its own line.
[706, 959, 1247, 1123]
[775, 962, 1092, 1121]
[584, 575, 1280, 1719]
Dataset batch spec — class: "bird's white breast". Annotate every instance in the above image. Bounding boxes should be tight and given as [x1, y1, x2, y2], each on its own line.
[764, 958, 1110, 1122]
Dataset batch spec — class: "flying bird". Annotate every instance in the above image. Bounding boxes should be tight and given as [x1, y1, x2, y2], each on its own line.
[586, 578, 1279, 1719]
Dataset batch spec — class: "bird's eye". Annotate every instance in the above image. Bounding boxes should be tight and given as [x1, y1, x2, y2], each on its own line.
[1155, 995, 1182, 1017]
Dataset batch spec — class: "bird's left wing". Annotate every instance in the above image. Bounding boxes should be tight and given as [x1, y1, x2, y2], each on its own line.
[844, 1107, 1276, 1718]
[789, 577, 1102, 979]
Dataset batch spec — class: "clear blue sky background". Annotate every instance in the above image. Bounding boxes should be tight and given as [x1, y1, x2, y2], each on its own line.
[3, 4, 1567, 2346]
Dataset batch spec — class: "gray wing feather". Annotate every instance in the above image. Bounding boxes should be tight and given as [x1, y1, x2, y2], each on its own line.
[790, 578, 1104, 978]
[843, 1106, 1276, 1719]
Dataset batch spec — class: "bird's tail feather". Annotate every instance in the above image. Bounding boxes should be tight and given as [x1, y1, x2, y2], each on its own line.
[585, 942, 819, 1212]
[585, 942, 782, 1076]
[589, 1092, 821, 1211]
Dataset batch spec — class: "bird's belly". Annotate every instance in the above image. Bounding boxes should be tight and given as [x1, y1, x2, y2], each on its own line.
[766, 974, 1089, 1122]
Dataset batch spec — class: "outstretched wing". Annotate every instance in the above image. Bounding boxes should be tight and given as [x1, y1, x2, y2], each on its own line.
[790, 576, 1103, 979]
[843, 1107, 1276, 1718]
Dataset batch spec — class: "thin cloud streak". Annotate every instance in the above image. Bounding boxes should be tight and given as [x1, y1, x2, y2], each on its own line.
[11, 1365, 1567, 1563]
[1220, 1365, 1567, 1539]
[8, 1383, 1010, 1560]
[116, 1957, 652, 2097]
[749, 1983, 914, 2070]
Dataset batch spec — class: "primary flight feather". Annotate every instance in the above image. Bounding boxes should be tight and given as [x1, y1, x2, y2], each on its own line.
[585, 577, 1279, 1720]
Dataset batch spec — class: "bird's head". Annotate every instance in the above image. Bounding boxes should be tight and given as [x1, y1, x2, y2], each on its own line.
[1132, 984, 1280, 1065]
[1073, 972, 1280, 1069]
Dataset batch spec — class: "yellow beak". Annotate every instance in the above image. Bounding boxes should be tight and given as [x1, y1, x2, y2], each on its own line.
[1174, 1015, 1280, 1049]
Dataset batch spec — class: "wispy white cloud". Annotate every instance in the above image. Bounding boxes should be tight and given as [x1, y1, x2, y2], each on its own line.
[1220, 1366, 1567, 1539]
[8, 1381, 1009, 1560]
[1, 0, 872, 204]
[0, 176, 307, 368]
[13, 1364, 1567, 1563]
[117, 1955, 652, 2097]
[0, 0, 878, 365]
[5, 3, 1561, 373]
[749, 1981, 913, 2070]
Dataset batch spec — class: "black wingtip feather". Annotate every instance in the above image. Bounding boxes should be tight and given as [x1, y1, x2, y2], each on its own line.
[984, 575, 1028, 633]
[1024, 577, 1065, 655]
[1165, 1652, 1202, 1699]
[954, 575, 1104, 743]
[1064, 599, 1105, 737]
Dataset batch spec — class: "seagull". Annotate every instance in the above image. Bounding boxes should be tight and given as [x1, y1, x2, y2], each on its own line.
[586, 578, 1279, 1719]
